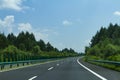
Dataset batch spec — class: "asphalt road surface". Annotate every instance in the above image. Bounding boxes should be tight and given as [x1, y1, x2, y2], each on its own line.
[0, 57, 120, 80]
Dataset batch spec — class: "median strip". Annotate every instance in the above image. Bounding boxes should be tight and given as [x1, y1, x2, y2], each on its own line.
[77, 58, 107, 80]
[0, 58, 64, 72]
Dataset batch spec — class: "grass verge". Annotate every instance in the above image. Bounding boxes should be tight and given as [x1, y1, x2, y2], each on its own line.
[83, 57, 120, 72]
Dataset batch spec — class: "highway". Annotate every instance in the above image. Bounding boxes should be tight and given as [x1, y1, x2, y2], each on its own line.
[0, 57, 120, 80]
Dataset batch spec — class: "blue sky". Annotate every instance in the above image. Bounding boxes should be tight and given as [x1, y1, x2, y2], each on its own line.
[0, 0, 120, 52]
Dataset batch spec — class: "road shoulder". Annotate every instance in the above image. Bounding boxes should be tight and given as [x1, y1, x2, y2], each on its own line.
[78, 58, 120, 80]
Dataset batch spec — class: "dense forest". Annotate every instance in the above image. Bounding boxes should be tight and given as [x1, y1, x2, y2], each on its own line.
[85, 23, 120, 61]
[0, 31, 79, 62]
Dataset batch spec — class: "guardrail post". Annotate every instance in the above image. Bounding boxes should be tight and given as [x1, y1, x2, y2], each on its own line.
[0, 65, 2, 70]
[10, 64, 12, 68]
[17, 63, 19, 67]
[23, 62, 24, 66]
[1, 65, 2, 70]
[1, 65, 4, 70]
[27, 62, 29, 65]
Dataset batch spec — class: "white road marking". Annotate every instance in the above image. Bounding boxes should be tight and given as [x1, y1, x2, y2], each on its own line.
[28, 76, 37, 80]
[48, 67, 54, 70]
[77, 58, 107, 80]
[57, 64, 59, 66]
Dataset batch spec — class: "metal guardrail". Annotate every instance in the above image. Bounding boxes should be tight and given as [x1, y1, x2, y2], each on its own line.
[88, 60, 120, 66]
[0, 58, 60, 70]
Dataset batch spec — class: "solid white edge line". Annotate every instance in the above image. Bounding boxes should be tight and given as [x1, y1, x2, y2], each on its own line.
[28, 76, 37, 80]
[77, 58, 107, 80]
[48, 67, 54, 70]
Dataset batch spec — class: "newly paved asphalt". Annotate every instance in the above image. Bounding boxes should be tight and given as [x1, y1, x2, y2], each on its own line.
[0, 57, 120, 80]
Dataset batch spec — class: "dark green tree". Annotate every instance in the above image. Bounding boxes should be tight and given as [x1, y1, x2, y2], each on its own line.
[7, 33, 16, 45]
[16, 31, 36, 51]
[46, 42, 54, 52]
[0, 33, 8, 49]
[37, 39, 46, 51]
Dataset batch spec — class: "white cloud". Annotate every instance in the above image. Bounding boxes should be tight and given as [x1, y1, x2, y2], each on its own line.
[0, 15, 14, 33]
[62, 20, 72, 26]
[0, 15, 14, 27]
[18, 23, 32, 32]
[114, 11, 120, 16]
[0, 0, 28, 11]
[34, 31, 49, 41]
[18, 23, 50, 41]
[0, 15, 49, 41]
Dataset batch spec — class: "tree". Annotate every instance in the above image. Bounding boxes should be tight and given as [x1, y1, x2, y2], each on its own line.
[37, 39, 46, 51]
[86, 23, 120, 60]
[18, 43, 26, 51]
[32, 45, 41, 55]
[0, 33, 8, 49]
[3, 45, 18, 62]
[54, 47, 59, 52]
[91, 27, 107, 47]
[16, 31, 36, 51]
[69, 48, 75, 53]
[7, 33, 16, 45]
[62, 48, 69, 53]
[0, 31, 78, 62]
[46, 42, 54, 52]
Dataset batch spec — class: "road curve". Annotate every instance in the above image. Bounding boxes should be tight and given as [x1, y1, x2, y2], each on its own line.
[0, 57, 120, 80]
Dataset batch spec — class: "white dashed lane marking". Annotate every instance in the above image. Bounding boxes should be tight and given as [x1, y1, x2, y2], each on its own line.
[28, 76, 37, 80]
[57, 64, 59, 66]
[48, 67, 54, 71]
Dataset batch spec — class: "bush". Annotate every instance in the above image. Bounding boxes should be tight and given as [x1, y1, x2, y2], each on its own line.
[0, 45, 32, 62]
[108, 54, 120, 61]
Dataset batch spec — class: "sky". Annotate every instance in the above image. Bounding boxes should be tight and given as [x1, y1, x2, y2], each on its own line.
[0, 0, 120, 52]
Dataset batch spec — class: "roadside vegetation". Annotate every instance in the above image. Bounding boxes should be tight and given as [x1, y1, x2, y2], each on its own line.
[0, 31, 79, 62]
[85, 23, 120, 71]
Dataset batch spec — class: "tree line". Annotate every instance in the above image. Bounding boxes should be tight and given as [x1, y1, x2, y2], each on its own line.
[0, 31, 79, 62]
[85, 23, 120, 61]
